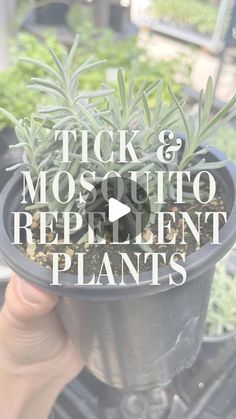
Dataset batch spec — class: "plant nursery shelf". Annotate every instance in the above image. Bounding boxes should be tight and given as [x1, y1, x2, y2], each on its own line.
[135, 17, 224, 54]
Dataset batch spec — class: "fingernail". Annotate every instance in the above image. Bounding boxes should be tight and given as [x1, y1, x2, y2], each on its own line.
[16, 279, 42, 304]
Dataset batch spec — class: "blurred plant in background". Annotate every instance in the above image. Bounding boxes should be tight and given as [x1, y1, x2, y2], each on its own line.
[67, 3, 190, 101]
[0, 32, 64, 130]
[208, 125, 236, 162]
[151, 0, 218, 35]
[0, 0, 191, 131]
[206, 262, 236, 336]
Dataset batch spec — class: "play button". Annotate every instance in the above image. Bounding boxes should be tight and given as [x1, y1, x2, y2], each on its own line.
[108, 198, 131, 222]
[85, 176, 150, 241]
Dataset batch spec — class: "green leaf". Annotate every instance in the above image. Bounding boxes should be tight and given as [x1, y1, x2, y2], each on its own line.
[159, 99, 183, 127]
[168, 85, 190, 147]
[154, 80, 163, 122]
[31, 78, 69, 100]
[188, 160, 229, 171]
[142, 93, 151, 126]
[130, 81, 149, 111]
[70, 59, 106, 85]
[118, 68, 127, 116]
[39, 106, 69, 114]
[188, 115, 196, 139]
[67, 34, 80, 68]
[200, 95, 236, 137]
[6, 163, 24, 171]
[100, 116, 117, 129]
[76, 101, 101, 134]
[202, 76, 213, 125]
[75, 89, 114, 100]
[9, 143, 27, 149]
[198, 89, 204, 128]
[105, 91, 122, 127]
[27, 84, 63, 99]
[0, 108, 18, 126]
[145, 80, 162, 98]
[128, 75, 135, 105]
[48, 47, 65, 78]
[53, 116, 77, 130]
[19, 57, 61, 80]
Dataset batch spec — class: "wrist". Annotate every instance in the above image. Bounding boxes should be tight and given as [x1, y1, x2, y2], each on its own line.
[0, 369, 63, 419]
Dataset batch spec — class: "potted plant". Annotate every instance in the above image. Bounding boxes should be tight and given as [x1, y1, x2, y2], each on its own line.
[0, 35, 236, 391]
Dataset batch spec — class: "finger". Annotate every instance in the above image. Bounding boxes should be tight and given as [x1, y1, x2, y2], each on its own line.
[3, 273, 59, 323]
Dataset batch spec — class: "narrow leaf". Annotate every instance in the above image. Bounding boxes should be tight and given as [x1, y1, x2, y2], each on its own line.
[168, 85, 190, 147]
[76, 89, 114, 100]
[200, 95, 236, 137]
[118, 68, 126, 116]
[19, 57, 61, 80]
[188, 160, 229, 171]
[68, 34, 80, 67]
[142, 93, 151, 126]
[48, 47, 64, 78]
[202, 76, 213, 125]
[76, 101, 101, 134]
[71, 60, 106, 85]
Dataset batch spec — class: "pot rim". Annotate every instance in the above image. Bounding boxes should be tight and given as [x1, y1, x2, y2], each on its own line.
[203, 328, 236, 343]
[1, 147, 236, 300]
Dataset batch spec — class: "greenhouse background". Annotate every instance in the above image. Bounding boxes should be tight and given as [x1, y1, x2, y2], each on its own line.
[0, 1, 236, 418]
[1, 1, 236, 143]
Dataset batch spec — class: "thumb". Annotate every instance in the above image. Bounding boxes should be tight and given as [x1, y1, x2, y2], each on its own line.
[0, 274, 68, 366]
[3, 273, 58, 324]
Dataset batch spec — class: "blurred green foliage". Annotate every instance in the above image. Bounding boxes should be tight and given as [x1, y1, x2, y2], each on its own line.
[0, 3, 190, 130]
[151, 0, 218, 35]
[205, 124, 236, 336]
[206, 262, 236, 336]
[207, 125, 236, 162]
[0, 32, 65, 130]
[67, 3, 190, 101]
[173, 115, 236, 162]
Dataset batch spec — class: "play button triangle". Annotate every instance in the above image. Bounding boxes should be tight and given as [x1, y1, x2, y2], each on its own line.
[108, 198, 131, 223]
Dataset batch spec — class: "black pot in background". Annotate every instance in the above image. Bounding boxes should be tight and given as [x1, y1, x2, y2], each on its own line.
[36, 2, 70, 26]
[0, 148, 236, 390]
[173, 331, 236, 418]
[0, 127, 17, 154]
[109, 4, 130, 33]
[0, 150, 21, 189]
[202, 330, 236, 363]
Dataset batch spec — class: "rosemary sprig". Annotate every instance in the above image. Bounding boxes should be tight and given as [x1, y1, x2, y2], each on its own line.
[168, 77, 236, 171]
[1, 36, 235, 236]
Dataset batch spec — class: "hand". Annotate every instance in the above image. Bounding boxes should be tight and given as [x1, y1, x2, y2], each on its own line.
[0, 273, 84, 419]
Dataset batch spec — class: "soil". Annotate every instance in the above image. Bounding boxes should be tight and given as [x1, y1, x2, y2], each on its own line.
[19, 185, 226, 278]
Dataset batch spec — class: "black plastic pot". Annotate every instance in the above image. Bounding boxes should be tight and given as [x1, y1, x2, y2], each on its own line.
[173, 331, 236, 419]
[0, 147, 236, 390]
[36, 2, 69, 26]
[0, 149, 22, 190]
[0, 127, 17, 154]
[202, 330, 236, 363]
[109, 4, 130, 33]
